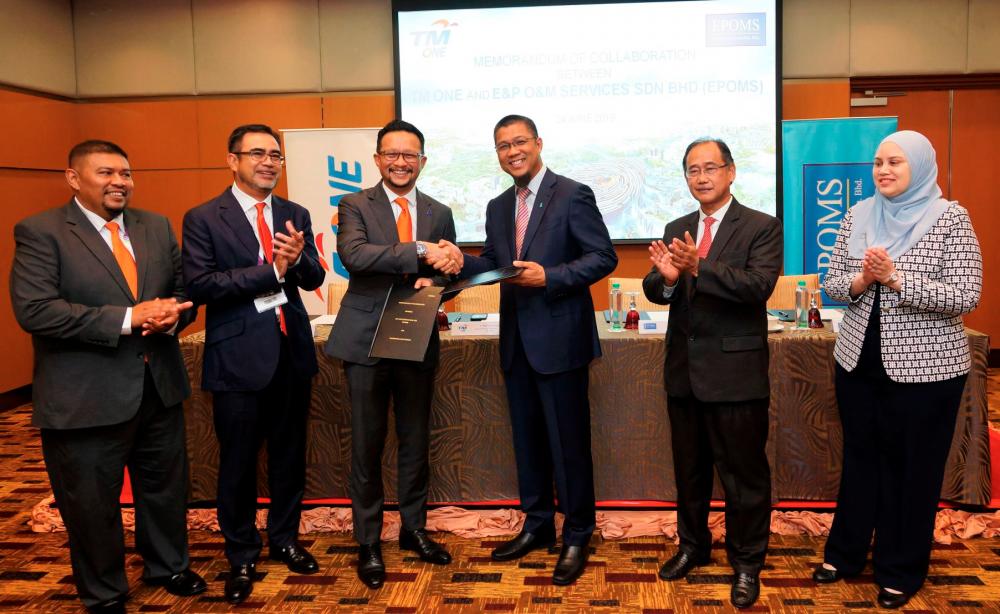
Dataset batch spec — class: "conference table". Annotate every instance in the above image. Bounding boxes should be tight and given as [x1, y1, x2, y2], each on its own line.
[179, 316, 992, 506]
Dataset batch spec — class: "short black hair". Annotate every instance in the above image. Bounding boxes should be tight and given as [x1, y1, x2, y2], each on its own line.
[682, 137, 734, 170]
[493, 114, 538, 140]
[377, 119, 425, 153]
[228, 124, 282, 153]
[68, 140, 128, 167]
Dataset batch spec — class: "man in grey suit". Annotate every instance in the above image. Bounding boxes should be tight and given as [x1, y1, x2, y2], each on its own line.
[9, 140, 206, 613]
[325, 120, 460, 589]
[643, 138, 781, 610]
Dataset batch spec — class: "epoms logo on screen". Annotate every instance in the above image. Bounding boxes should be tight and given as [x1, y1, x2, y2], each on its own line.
[803, 162, 875, 305]
[409, 19, 457, 58]
[706, 13, 766, 47]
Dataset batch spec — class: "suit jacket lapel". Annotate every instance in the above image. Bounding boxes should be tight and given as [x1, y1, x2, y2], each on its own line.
[498, 188, 516, 262]
[369, 185, 401, 243]
[124, 209, 148, 299]
[706, 199, 743, 262]
[415, 190, 432, 241]
[219, 190, 262, 262]
[518, 169, 555, 259]
[272, 196, 291, 245]
[64, 202, 136, 302]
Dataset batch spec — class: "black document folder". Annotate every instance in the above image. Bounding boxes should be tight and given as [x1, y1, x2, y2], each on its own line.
[369, 285, 443, 361]
[441, 266, 522, 299]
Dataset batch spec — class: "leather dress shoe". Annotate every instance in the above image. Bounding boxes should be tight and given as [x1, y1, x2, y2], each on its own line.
[142, 568, 207, 596]
[224, 563, 255, 604]
[877, 587, 912, 609]
[731, 572, 761, 609]
[812, 563, 844, 584]
[358, 542, 386, 589]
[87, 597, 126, 613]
[552, 544, 589, 585]
[658, 551, 709, 580]
[491, 531, 556, 562]
[399, 529, 452, 565]
[269, 541, 320, 574]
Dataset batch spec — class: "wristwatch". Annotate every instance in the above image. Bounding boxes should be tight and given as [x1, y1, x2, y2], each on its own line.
[415, 241, 427, 259]
[887, 270, 899, 284]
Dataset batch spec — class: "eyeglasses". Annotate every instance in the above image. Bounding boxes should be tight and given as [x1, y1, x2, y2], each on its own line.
[234, 149, 285, 165]
[378, 151, 423, 163]
[495, 136, 536, 154]
[685, 163, 729, 179]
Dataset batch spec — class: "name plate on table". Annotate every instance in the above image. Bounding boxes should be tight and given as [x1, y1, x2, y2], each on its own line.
[638, 311, 669, 335]
[369, 285, 443, 361]
[450, 314, 500, 336]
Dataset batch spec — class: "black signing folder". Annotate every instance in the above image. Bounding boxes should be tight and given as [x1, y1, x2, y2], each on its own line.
[440, 266, 523, 300]
[369, 285, 443, 361]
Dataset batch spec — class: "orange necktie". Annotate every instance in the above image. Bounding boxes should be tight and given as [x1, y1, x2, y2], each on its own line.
[394, 197, 413, 242]
[105, 221, 137, 299]
[255, 203, 288, 335]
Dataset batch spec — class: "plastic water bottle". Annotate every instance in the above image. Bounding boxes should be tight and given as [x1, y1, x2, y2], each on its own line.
[609, 282, 623, 331]
[795, 280, 809, 328]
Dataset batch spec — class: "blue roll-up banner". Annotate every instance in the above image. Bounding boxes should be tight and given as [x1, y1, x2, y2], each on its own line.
[781, 117, 897, 305]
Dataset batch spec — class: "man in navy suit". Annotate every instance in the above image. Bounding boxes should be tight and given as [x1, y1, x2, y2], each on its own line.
[182, 124, 325, 604]
[459, 115, 617, 585]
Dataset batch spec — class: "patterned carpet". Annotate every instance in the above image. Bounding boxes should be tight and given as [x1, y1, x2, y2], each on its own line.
[0, 371, 998, 612]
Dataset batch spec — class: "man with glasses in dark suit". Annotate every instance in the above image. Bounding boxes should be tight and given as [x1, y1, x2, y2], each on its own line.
[643, 137, 782, 609]
[182, 124, 325, 604]
[326, 119, 460, 589]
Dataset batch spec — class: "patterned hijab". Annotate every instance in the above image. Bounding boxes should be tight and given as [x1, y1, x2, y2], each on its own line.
[847, 130, 951, 259]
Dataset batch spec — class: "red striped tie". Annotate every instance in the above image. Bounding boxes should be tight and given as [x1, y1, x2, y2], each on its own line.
[513, 187, 531, 259]
[255, 203, 287, 335]
[697, 216, 716, 259]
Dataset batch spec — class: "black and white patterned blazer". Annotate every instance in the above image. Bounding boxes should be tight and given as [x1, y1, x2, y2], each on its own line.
[824, 203, 982, 383]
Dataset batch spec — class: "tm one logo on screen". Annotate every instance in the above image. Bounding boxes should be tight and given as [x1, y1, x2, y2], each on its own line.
[410, 19, 457, 58]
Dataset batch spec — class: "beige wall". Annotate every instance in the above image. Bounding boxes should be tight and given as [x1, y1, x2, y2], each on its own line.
[0, 0, 75, 96]
[784, 0, 1000, 78]
[4, 0, 1000, 98]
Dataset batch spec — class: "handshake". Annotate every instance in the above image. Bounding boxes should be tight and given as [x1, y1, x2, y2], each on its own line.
[419, 239, 464, 276]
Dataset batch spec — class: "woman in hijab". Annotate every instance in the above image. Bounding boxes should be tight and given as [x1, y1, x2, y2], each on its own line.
[812, 130, 982, 609]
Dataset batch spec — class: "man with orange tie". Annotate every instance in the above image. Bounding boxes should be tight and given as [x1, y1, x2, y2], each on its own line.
[10, 140, 205, 613]
[325, 120, 460, 589]
[182, 124, 325, 604]
[642, 138, 782, 609]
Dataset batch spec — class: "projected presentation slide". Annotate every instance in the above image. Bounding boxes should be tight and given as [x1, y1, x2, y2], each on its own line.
[396, 0, 778, 243]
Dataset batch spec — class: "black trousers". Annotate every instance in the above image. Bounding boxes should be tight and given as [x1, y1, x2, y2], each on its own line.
[667, 395, 771, 574]
[504, 330, 596, 546]
[825, 365, 966, 594]
[41, 367, 190, 608]
[212, 337, 311, 566]
[344, 358, 436, 545]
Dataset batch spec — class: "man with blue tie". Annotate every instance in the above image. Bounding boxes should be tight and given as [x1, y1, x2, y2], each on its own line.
[182, 124, 325, 604]
[459, 115, 618, 585]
